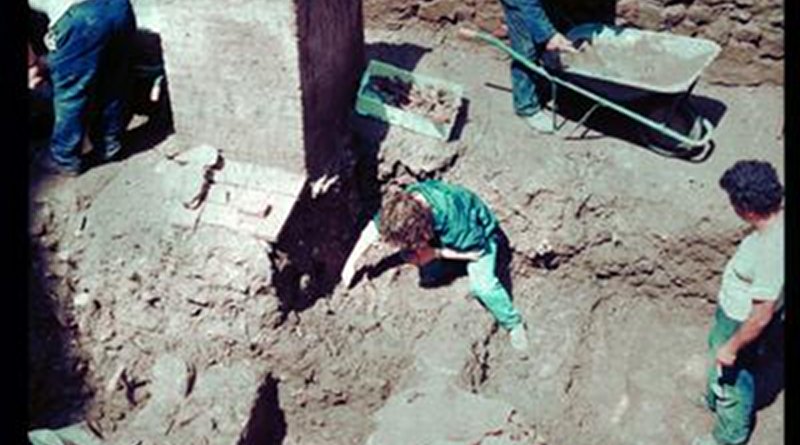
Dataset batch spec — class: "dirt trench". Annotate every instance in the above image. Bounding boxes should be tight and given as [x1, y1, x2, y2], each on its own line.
[28, 26, 783, 445]
[27, 143, 782, 445]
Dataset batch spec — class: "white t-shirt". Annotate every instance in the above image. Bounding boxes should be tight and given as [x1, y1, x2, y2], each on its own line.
[718, 214, 784, 321]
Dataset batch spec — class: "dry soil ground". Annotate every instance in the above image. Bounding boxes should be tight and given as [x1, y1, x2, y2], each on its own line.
[28, 25, 783, 445]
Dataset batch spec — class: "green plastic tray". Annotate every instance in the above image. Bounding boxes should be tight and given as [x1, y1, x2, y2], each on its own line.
[355, 60, 464, 141]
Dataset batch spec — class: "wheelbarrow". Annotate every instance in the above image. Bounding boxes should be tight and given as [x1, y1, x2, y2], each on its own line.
[459, 23, 722, 157]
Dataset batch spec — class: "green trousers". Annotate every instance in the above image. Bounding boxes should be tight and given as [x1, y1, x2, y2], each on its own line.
[705, 308, 756, 445]
[420, 235, 523, 330]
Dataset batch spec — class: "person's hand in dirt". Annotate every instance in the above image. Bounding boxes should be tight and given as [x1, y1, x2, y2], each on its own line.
[344, 248, 408, 289]
[342, 249, 378, 288]
[545, 33, 578, 54]
[341, 221, 381, 288]
[340, 257, 360, 288]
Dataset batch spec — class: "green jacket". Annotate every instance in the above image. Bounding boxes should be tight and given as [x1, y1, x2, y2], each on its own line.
[405, 180, 499, 252]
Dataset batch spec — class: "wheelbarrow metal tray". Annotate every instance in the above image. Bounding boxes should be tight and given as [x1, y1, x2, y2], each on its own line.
[355, 60, 465, 141]
[549, 24, 721, 101]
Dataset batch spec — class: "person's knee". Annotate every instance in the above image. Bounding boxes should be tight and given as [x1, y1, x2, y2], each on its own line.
[470, 274, 503, 298]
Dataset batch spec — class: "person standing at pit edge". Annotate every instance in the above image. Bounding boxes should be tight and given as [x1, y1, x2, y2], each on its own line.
[28, 0, 136, 176]
[498, 0, 578, 134]
[340, 180, 530, 351]
[692, 160, 784, 445]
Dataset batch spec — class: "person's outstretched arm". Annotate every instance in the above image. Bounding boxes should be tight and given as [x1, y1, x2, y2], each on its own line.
[519, 0, 556, 44]
[437, 247, 482, 262]
[518, 0, 577, 53]
[341, 221, 381, 287]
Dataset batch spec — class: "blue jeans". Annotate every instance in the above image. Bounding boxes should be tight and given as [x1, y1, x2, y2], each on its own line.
[705, 308, 757, 445]
[46, 0, 135, 169]
[499, 0, 557, 116]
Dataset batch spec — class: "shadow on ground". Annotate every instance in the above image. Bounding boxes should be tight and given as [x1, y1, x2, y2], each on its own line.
[754, 316, 784, 411]
[270, 41, 432, 318]
[120, 28, 175, 161]
[28, 246, 92, 429]
[27, 25, 174, 429]
[549, 86, 728, 162]
[238, 374, 287, 445]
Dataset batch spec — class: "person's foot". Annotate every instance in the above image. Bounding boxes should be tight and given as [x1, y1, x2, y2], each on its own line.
[38, 154, 81, 177]
[522, 111, 556, 134]
[102, 147, 123, 163]
[691, 433, 722, 445]
[509, 324, 529, 351]
[95, 139, 123, 163]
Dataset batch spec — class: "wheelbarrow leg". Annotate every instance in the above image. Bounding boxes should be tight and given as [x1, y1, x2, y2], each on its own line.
[548, 80, 572, 133]
[550, 81, 559, 131]
[565, 103, 603, 140]
[658, 80, 697, 127]
[548, 80, 600, 138]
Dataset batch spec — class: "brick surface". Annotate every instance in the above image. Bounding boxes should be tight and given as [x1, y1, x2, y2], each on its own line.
[132, 0, 364, 176]
[213, 161, 305, 197]
[205, 184, 271, 217]
[199, 192, 297, 242]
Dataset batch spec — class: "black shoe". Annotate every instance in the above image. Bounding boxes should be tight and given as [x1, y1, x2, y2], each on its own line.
[38, 155, 82, 177]
[85, 146, 123, 168]
[102, 146, 123, 162]
[88, 146, 123, 165]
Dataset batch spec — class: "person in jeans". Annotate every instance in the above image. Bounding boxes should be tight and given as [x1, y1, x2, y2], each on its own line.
[341, 180, 529, 351]
[28, 0, 136, 176]
[498, 0, 577, 133]
[693, 160, 784, 445]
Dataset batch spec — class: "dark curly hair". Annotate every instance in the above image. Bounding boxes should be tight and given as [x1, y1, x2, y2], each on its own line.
[719, 160, 783, 217]
[379, 189, 434, 250]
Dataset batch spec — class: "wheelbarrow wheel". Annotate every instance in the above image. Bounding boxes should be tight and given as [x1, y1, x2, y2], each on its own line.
[638, 100, 709, 159]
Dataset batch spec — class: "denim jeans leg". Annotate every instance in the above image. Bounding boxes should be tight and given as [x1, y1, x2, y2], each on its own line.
[89, 0, 136, 159]
[48, 64, 95, 169]
[47, 7, 108, 168]
[499, 0, 541, 116]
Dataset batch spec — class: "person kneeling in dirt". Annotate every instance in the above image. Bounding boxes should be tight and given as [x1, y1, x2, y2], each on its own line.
[341, 180, 529, 351]
[498, 0, 578, 134]
[692, 160, 784, 445]
[28, 0, 136, 176]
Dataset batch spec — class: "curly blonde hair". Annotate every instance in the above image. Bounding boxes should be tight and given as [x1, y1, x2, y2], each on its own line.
[379, 189, 434, 250]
